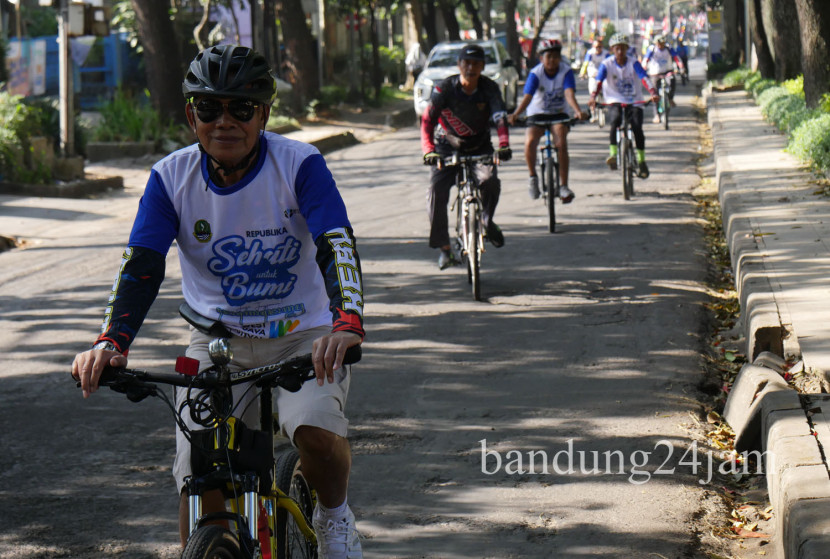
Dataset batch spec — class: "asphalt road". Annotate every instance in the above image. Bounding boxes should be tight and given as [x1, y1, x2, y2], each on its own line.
[0, 63, 717, 558]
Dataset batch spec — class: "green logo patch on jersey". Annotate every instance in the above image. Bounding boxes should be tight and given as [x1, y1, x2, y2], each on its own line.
[193, 219, 212, 242]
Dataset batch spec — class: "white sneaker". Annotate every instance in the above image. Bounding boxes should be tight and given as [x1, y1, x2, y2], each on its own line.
[559, 185, 575, 203]
[313, 505, 364, 559]
[528, 175, 540, 200]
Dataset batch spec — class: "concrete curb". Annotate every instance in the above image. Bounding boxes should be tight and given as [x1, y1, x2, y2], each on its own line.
[710, 88, 830, 558]
[0, 175, 124, 198]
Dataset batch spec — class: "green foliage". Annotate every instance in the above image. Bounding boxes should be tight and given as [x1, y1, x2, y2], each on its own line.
[721, 67, 755, 88]
[782, 75, 804, 98]
[759, 86, 813, 133]
[788, 113, 830, 174]
[91, 89, 175, 145]
[21, 4, 58, 37]
[745, 74, 776, 98]
[0, 91, 53, 183]
[820, 93, 830, 114]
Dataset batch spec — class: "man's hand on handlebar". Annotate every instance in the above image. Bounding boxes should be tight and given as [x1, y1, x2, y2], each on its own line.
[495, 147, 512, 163]
[71, 348, 128, 398]
[311, 331, 362, 386]
[423, 152, 441, 166]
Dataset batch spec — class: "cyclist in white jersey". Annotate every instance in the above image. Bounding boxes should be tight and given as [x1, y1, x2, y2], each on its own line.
[643, 35, 685, 122]
[579, 38, 610, 122]
[588, 34, 659, 179]
[508, 39, 586, 202]
[71, 45, 365, 559]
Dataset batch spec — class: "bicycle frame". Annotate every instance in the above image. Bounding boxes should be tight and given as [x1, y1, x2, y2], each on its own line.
[443, 152, 490, 301]
[601, 101, 650, 200]
[85, 305, 362, 558]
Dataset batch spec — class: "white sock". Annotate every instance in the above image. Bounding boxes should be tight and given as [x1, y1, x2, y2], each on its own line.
[319, 498, 348, 520]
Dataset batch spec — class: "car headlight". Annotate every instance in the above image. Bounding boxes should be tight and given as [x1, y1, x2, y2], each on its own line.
[490, 72, 501, 81]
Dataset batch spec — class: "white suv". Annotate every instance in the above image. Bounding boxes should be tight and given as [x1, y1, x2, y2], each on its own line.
[413, 39, 520, 118]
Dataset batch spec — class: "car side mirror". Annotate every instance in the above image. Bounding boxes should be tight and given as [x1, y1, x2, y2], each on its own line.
[503, 59, 514, 68]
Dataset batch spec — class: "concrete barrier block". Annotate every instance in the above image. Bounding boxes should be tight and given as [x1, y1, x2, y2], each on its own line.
[724, 363, 792, 450]
[756, 351, 788, 374]
[764, 409, 813, 451]
[767, 435, 823, 505]
[779, 470, 830, 559]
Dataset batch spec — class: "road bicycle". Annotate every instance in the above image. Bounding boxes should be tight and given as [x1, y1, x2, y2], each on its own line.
[652, 72, 673, 130]
[434, 152, 495, 301]
[76, 303, 362, 559]
[593, 91, 606, 128]
[602, 100, 651, 201]
[529, 115, 586, 233]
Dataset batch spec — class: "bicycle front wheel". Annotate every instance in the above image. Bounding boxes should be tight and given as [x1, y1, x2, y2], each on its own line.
[275, 450, 317, 559]
[545, 156, 556, 233]
[466, 205, 481, 301]
[662, 87, 670, 130]
[597, 105, 606, 128]
[621, 138, 633, 201]
[182, 525, 244, 559]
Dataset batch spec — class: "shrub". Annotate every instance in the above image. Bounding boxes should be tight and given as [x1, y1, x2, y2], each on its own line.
[747, 77, 777, 98]
[91, 88, 175, 147]
[782, 75, 804, 97]
[721, 67, 755, 88]
[789, 113, 830, 174]
[0, 91, 54, 183]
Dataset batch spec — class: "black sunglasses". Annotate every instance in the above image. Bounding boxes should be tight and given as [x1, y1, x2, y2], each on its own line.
[193, 98, 260, 123]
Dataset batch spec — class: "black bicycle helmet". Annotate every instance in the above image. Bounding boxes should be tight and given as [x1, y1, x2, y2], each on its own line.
[182, 44, 277, 105]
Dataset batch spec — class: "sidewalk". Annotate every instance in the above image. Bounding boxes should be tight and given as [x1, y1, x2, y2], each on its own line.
[708, 88, 830, 558]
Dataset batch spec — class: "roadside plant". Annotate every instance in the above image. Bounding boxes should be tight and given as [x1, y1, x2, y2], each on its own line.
[91, 88, 178, 148]
[0, 91, 53, 184]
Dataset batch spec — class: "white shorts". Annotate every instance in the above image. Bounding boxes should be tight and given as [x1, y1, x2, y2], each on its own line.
[172, 325, 351, 493]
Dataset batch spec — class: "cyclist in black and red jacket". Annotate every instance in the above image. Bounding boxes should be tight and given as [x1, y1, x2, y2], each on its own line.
[421, 44, 512, 270]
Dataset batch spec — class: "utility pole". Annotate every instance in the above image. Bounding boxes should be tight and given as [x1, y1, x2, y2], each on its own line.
[58, 0, 74, 157]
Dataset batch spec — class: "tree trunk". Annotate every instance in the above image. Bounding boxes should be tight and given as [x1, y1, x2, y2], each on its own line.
[277, 0, 320, 112]
[795, 0, 830, 108]
[504, 0, 522, 72]
[438, 0, 460, 41]
[422, 0, 438, 48]
[369, 2, 382, 102]
[750, 0, 775, 77]
[721, 0, 744, 65]
[130, 0, 187, 125]
[193, 0, 211, 51]
[459, 0, 483, 40]
[762, 0, 802, 81]
[262, 0, 279, 69]
[406, 0, 429, 53]
[529, 0, 566, 66]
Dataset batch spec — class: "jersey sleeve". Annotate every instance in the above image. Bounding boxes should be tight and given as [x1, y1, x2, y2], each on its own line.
[294, 154, 351, 240]
[563, 68, 576, 90]
[523, 72, 540, 96]
[127, 169, 179, 254]
[96, 246, 166, 353]
[314, 227, 365, 339]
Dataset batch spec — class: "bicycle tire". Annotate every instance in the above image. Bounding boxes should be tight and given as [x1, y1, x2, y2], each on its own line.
[181, 525, 244, 559]
[662, 86, 670, 130]
[597, 106, 605, 128]
[627, 138, 637, 199]
[275, 449, 317, 559]
[621, 138, 633, 201]
[545, 156, 556, 233]
[466, 206, 481, 301]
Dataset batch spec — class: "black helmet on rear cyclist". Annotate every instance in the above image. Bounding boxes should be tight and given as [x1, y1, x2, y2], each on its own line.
[182, 44, 277, 105]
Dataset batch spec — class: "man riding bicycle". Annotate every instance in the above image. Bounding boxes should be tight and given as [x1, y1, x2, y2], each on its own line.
[643, 34, 685, 123]
[579, 37, 610, 123]
[588, 33, 659, 179]
[421, 43, 512, 270]
[508, 39, 587, 202]
[71, 45, 365, 559]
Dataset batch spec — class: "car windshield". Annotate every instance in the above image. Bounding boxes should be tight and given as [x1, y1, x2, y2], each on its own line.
[427, 45, 498, 68]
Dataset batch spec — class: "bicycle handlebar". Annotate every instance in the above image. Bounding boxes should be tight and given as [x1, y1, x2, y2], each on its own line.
[598, 100, 653, 107]
[93, 345, 363, 399]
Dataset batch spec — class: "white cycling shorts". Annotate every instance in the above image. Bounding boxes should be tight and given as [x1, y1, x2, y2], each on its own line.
[172, 325, 351, 493]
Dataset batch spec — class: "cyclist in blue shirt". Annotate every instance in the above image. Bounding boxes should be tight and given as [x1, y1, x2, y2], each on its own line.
[588, 34, 659, 178]
[508, 39, 586, 202]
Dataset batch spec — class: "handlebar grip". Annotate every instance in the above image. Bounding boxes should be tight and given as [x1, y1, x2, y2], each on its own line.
[343, 345, 362, 365]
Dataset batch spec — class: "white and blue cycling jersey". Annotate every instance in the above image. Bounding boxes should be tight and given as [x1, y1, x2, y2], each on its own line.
[593, 55, 653, 104]
[128, 131, 352, 338]
[524, 61, 576, 117]
[582, 48, 610, 78]
[643, 45, 680, 75]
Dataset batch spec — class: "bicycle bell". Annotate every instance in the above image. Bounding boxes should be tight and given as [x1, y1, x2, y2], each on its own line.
[208, 338, 233, 366]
